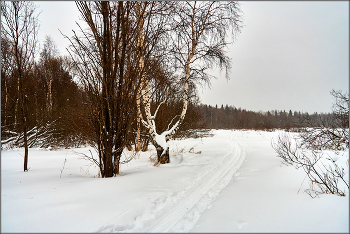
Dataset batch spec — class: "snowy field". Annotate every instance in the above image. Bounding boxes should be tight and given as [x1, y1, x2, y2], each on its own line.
[1, 130, 349, 233]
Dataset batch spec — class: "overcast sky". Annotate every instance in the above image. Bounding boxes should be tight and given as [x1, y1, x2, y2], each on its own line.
[35, 1, 349, 114]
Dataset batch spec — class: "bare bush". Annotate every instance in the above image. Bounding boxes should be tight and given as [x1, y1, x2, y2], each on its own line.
[173, 129, 214, 140]
[298, 90, 349, 151]
[1, 119, 88, 150]
[272, 133, 349, 197]
[272, 90, 349, 197]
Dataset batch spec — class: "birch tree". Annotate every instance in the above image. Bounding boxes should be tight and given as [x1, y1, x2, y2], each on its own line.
[39, 36, 59, 117]
[1, 1, 39, 171]
[138, 1, 243, 164]
[134, 1, 173, 152]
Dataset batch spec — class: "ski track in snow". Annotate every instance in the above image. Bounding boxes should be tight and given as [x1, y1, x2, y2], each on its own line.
[97, 133, 246, 233]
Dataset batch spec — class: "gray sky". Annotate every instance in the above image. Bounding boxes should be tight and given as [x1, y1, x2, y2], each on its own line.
[35, 1, 349, 114]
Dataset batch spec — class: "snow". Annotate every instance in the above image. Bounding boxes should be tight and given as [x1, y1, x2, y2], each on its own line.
[191, 130, 349, 233]
[154, 133, 168, 154]
[1, 130, 349, 232]
[153, 119, 180, 156]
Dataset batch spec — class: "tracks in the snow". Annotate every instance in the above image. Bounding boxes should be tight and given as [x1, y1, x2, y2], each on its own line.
[149, 134, 245, 232]
[96, 132, 246, 233]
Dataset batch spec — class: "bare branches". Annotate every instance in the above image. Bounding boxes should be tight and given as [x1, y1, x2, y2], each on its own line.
[298, 90, 349, 151]
[1, 1, 40, 171]
[153, 91, 170, 120]
[162, 1, 242, 140]
[132, 1, 242, 164]
[168, 1, 242, 75]
[1, 1, 39, 73]
[272, 90, 349, 197]
[65, 1, 141, 177]
[272, 133, 349, 197]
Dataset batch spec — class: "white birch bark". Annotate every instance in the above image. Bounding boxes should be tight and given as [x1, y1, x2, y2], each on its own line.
[136, 1, 147, 151]
[47, 75, 53, 115]
[137, 2, 198, 158]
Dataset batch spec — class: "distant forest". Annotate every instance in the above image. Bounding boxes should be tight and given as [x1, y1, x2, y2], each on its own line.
[185, 104, 333, 131]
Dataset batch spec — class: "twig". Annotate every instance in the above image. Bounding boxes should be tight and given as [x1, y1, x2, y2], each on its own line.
[60, 152, 68, 178]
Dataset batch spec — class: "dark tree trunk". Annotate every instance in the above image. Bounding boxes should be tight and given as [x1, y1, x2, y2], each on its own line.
[23, 124, 28, 171]
[21, 96, 29, 172]
[103, 142, 114, 178]
[113, 150, 122, 175]
[98, 142, 104, 177]
[156, 146, 170, 164]
[19, 75, 29, 172]
[114, 158, 120, 175]
[141, 138, 149, 152]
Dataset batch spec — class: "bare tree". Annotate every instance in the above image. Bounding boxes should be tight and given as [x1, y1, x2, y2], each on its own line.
[39, 35, 59, 116]
[64, 1, 140, 177]
[132, 1, 174, 152]
[1, 1, 39, 171]
[138, 1, 243, 163]
[1, 36, 13, 128]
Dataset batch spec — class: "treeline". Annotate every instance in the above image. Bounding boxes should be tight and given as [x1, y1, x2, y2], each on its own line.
[193, 104, 334, 130]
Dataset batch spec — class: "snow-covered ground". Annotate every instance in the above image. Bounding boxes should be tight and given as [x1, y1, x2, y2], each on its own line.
[1, 130, 349, 232]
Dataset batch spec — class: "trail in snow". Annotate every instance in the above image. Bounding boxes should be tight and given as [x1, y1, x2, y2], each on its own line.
[150, 137, 245, 233]
[97, 132, 246, 233]
[2, 130, 347, 233]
